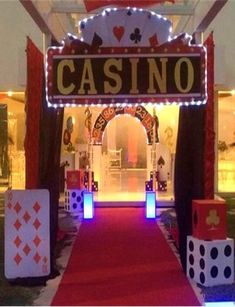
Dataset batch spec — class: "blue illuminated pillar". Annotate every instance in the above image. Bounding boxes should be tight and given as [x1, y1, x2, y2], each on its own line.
[83, 191, 94, 219]
[146, 191, 156, 218]
[205, 302, 234, 307]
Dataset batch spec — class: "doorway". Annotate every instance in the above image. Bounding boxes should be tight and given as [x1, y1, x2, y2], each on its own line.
[100, 115, 148, 202]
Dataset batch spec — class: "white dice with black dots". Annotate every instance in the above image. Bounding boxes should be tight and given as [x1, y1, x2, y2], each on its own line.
[64, 189, 85, 214]
[187, 235, 234, 287]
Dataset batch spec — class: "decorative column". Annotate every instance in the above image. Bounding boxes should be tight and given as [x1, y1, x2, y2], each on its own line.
[93, 145, 102, 187]
[146, 145, 152, 174]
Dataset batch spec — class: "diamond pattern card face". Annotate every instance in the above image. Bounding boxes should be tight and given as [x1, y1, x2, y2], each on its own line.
[4, 189, 50, 279]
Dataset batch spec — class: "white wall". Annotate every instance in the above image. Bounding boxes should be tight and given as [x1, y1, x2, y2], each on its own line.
[0, 0, 43, 91]
[1, 0, 235, 92]
[204, 0, 235, 88]
[183, 0, 235, 88]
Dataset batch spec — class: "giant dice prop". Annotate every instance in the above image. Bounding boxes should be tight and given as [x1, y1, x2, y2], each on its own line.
[66, 170, 85, 190]
[192, 199, 227, 240]
[64, 189, 84, 214]
[145, 180, 153, 191]
[187, 236, 234, 286]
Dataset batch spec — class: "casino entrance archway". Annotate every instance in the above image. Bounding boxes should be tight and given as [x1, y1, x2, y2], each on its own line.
[45, 6, 211, 214]
[92, 106, 156, 146]
[91, 105, 179, 204]
[91, 106, 154, 203]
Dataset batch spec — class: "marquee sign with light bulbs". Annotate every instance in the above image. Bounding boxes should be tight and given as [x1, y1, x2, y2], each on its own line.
[45, 8, 207, 108]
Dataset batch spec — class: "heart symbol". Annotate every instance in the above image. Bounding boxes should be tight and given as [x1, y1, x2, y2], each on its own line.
[113, 26, 125, 42]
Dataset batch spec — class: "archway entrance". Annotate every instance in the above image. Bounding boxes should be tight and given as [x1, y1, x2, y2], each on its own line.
[92, 106, 155, 145]
[91, 105, 179, 204]
[101, 114, 148, 202]
[91, 106, 153, 203]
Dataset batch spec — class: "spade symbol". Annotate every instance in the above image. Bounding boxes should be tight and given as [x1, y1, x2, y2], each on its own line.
[157, 156, 165, 168]
[92, 32, 103, 48]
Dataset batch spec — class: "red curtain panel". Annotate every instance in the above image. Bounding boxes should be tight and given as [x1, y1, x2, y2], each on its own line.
[204, 32, 215, 199]
[25, 37, 43, 189]
[84, 0, 174, 12]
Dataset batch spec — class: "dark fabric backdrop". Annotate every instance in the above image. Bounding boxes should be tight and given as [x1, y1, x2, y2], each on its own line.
[174, 33, 215, 272]
[38, 77, 64, 276]
[174, 105, 205, 272]
[25, 37, 64, 277]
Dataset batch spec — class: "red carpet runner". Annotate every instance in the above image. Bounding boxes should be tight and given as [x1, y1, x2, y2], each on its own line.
[52, 208, 201, 306]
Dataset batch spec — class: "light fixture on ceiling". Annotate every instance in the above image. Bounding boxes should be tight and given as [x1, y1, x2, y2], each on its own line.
[218, 90, 235, 96]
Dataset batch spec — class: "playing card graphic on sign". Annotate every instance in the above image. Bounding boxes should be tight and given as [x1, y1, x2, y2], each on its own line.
[4, 189, 50, 279]
[155, 143, 171, 181]
[105, 9, 129, 46]
[79, 8, 172, 47]
[121, 9, 149, 46]
[141, 13, 171, 46]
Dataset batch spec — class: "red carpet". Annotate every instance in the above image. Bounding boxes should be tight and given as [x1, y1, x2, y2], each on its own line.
[51, 208, 201, 306]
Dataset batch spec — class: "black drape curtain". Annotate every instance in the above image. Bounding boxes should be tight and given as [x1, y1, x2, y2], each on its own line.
[174, 105, 205, 272]
[39, 76, 64, 276]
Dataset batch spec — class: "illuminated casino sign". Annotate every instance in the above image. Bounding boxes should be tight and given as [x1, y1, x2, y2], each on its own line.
[46, 43, 206, 107]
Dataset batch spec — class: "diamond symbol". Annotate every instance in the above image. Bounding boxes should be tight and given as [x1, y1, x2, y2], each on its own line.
[33, 252, 41, 264]
[14, 219, 22, 231]
[14, 236, 22, 248]
[33, 235, 41, 247]
[23, 244, 31, 256]
[23, 211, 31, 223]
[7, 203, 12, 210]
[33, 202, 41, 213]
[14, 202, 22, 214]
[43, 256, 48, 264]
[14, 253, 22, 265]
[33, 218, 41, 230]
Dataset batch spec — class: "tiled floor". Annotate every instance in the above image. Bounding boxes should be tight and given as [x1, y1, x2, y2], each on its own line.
[94, 168, 174, 206]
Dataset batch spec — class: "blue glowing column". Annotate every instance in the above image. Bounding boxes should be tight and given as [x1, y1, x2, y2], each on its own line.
[205, 302, 234, 307]
[83, 191, 94, 219]
[146, 191, 156, 218]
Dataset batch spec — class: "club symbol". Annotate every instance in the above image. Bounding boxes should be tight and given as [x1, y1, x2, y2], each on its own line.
[206, 209, 220, 229]
[130, 28, 142, 44]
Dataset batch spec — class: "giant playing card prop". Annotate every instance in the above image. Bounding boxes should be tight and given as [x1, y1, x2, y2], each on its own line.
[80, 8, 171, 47]
[4, 190, 50, 279]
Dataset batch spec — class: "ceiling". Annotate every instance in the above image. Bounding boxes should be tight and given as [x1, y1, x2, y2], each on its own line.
[21, 0, 198, 43]
[15, 0, 233, 113]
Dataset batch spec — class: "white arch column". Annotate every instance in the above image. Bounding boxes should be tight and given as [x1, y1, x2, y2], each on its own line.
[147, 144, 153, 174]
[92, 145, 102, 189]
